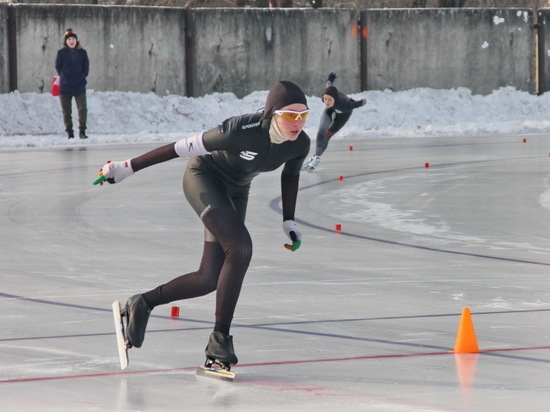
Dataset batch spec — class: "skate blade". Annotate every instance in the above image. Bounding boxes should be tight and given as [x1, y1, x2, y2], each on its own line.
[196, 366, 235, 381]
[112, 300, 129, 370]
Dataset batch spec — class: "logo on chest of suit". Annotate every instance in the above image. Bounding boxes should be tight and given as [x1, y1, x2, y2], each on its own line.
[239, 151, 258, 161]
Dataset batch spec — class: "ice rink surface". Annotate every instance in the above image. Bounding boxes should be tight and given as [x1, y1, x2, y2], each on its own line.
[1, 135, 549, 411]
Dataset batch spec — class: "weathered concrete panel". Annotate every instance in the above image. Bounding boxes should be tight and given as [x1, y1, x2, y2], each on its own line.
[363, 8, 534, 94]
[10, 4, 186, 95]
[3, 6, 538, 97]
[187, 8, 360, 98]
[0, 4, 8, 94]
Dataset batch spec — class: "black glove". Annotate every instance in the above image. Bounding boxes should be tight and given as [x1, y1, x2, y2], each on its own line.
[327, 72, 337, 83]
[361, 99, 366, 106]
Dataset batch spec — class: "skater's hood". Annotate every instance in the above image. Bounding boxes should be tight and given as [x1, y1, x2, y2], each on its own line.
[263, 81, 308, 119]
[322, 86, 339, 103]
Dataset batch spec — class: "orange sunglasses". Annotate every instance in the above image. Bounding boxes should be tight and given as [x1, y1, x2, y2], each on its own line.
[274, 109, 310, 122]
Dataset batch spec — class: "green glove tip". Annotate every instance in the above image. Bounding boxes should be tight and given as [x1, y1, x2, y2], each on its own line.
[284, 239, 302, 252]
[93, 175, 106, 185]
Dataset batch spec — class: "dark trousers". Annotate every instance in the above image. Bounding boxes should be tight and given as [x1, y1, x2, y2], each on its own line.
[59, 93, 87, 133]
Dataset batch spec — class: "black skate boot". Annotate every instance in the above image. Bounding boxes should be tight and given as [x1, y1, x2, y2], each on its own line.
[197, 331, 238, 380]
[123, 294, 151, 348]
[205, 331, 239, 365]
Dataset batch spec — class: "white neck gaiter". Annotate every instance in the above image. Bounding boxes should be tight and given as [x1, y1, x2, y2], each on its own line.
[269, 118, 288, 144]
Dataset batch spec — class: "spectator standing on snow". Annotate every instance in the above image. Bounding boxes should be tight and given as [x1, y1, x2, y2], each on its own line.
[302, 72, 366, 170]
[55, 28, 89, 139]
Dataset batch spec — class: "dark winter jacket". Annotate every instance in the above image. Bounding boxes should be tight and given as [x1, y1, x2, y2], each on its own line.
[55, 45, 89, 96]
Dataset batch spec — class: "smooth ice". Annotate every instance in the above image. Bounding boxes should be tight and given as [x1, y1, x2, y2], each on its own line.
[1, 135, 549, 411]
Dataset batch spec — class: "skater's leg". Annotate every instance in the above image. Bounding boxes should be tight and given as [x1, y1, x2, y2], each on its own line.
[133, 167, 251, 358]
[126, 241, 225, 348]
[142, 168, 234, 306]
[315, 111, 332, 157]
[143, 171, 249, 309]
[182, 166, 252, 326]
[201, 205, 252, 333]
[200, 205, 252, 365]
[144, 206, 250, 363]
[143, 240, 225, 305]
[302, 111, 331, 170]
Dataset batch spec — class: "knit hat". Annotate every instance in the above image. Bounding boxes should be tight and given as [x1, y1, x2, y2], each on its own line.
[264, 81, 308, 119]
[322, 86, 339, 101]
[64, 28, 77, 43]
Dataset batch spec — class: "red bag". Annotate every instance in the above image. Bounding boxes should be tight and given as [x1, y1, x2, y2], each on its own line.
[51, 76, 60, 96]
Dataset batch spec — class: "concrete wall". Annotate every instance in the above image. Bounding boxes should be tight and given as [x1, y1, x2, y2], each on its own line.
[186, 8, 359, 98]
[0, 4, 8, 94]
[0, 5, 543, 97]
[362, 8, 534, 94]
[8, 4, 186, 95]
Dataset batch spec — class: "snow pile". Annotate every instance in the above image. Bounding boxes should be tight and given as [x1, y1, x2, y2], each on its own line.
[2, 86, 550, 149]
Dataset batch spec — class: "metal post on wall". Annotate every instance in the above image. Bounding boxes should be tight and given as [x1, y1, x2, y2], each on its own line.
[359, 12, 367, 92]
[7, 5, 17, 92]
[184, 10, 194, 98]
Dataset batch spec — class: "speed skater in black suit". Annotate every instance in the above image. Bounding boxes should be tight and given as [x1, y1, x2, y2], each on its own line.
[95, 81, 310, 372]
[302, 72, 366, 170]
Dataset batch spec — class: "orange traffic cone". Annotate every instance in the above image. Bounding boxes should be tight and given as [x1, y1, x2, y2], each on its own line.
[451, 308, 480, 353]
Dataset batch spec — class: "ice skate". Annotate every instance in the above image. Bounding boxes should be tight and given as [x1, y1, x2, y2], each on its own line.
[124, 294, 151, 349]
[196, 331, 238, 381]
[301, 155, 320, 171]
[112, 300, 129, 369]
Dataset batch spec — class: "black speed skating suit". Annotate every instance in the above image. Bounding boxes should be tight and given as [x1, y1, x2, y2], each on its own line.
[315, 91, 365, 157]
[100, 80, 310, 361]
[140, 112, 310, 334]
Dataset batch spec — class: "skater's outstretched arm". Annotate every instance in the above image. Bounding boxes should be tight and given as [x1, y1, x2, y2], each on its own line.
[94, 132, 210, 185]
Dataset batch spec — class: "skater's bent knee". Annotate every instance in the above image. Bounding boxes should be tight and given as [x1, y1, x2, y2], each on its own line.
[225, 240, 252, 265]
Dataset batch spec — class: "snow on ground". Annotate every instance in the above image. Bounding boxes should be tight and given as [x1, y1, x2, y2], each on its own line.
[2, 86, 550, 149]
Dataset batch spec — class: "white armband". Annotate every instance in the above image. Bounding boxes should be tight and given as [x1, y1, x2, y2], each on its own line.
[174, 133, 210, 158]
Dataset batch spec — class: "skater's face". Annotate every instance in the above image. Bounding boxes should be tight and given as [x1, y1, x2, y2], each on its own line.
[66, 37, 77, 48]
[323, 94, 335, 108]
[274, 103, 308, 141]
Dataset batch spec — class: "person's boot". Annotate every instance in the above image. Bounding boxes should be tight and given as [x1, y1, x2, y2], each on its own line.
[123, 294, 151, 348]
[67, 130, 74, 139]
[79, 128, 88, 139]
[205, 331, 238, 365]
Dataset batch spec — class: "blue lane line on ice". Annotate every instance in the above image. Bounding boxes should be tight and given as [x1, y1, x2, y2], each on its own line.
[2, 290, 549, 350]
[270, 160, 550, 267]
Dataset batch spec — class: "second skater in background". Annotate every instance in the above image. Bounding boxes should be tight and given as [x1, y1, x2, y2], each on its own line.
[303, 72, 366, 171]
